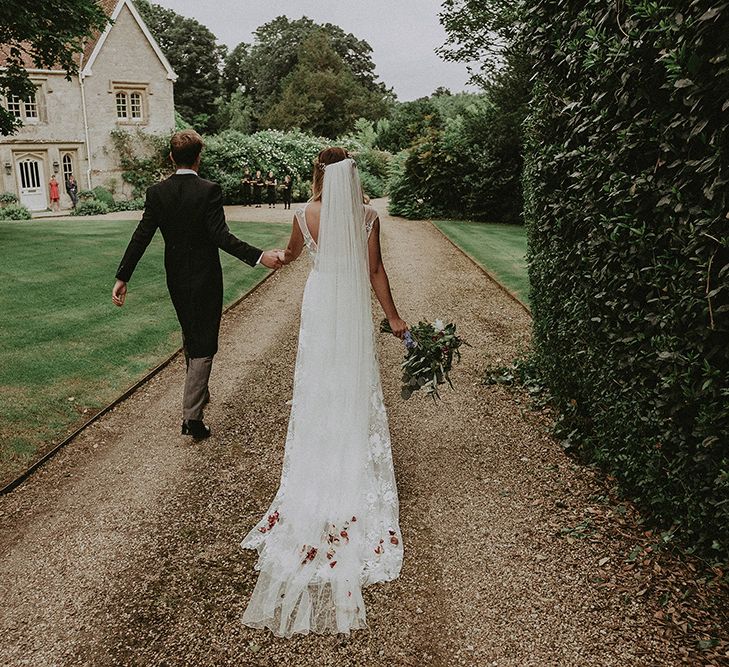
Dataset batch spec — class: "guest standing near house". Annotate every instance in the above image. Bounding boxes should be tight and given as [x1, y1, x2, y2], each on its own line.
[252, 170, 264, 208]
[66, 174, 79, 209]
[0, 0, 177, 213]
[49, 175, 60, 212]
[265, 171, 277, 209]
[241, 167, 252, 206]
[281, 174, 293, 210]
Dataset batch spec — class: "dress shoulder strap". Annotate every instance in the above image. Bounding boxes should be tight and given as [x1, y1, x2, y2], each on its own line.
[295, 204, 318, 251]
[364, 206, 379, 238]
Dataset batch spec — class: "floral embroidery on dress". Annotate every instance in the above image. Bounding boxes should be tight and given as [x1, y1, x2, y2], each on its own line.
[240, 201, 402, 637]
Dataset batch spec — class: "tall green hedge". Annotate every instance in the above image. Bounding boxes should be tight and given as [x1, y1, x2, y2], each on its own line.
[524, 2, 729, 558]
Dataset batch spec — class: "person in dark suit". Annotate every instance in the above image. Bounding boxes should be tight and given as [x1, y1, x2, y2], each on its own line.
[281, 174, 293, 210]
[65, 174, 79, 209]
[265, 170, 277, 208]
[252, 170, 264, 208]
[241, 166, 252, 206]
[112, 130, 283, 439]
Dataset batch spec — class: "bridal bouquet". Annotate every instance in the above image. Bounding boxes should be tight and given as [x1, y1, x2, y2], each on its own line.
[380, 318, 466, 401]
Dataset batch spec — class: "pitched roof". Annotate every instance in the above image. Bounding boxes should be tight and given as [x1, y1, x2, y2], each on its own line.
[0, 0, 175, 80]
[82, 0, 120, 65]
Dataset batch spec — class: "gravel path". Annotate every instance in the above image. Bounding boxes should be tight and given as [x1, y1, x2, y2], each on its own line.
[1, 205, 726, 666]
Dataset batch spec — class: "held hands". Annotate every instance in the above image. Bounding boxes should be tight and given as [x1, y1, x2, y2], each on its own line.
[260, 249, 284, 270]
[112, 279, 127, 307]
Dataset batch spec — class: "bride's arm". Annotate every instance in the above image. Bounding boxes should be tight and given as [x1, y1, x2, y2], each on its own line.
[282, 217, 305, 265]
[368, 218, 407, 338]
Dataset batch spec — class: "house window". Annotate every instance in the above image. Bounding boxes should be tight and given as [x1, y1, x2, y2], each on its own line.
[24, 94, 38, 119]
[4, 92, 40, 122]
[130, 92, 142, 119]
[114, 89, 145, 122]
[7, 95, 22, 118]
[116, 92, 128, 119]
[62, 153, 74, 183]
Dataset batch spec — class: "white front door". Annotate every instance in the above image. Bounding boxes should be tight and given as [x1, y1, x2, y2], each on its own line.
[16, 155, 47, 211]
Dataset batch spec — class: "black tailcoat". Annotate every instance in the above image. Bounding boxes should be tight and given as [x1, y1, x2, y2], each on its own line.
[116, 174, 262, 357]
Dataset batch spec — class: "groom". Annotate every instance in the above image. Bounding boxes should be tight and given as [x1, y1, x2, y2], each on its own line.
[112, 129, 282, 439]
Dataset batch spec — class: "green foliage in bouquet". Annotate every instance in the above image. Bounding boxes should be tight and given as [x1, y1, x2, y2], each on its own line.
[380, 318, 466, 401]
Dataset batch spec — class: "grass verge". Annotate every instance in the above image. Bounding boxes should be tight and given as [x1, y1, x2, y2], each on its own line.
[432, 220, 529, 306]
[0, 217, 291, 483]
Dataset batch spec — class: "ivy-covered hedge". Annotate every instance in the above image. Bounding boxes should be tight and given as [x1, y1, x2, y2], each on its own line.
[523, 2, 729, 558]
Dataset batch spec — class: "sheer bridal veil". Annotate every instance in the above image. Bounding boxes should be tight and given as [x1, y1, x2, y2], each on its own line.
[241, 158, 379, 636]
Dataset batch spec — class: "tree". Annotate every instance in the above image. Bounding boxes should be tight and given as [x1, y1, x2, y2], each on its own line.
[433, 0, 532, 223]
[263, 31, 389, 138]
[0, 0, 108, 135]
[135, 0, 222, 129]
[376, 98, 443, 153]
[237, 16, 393, 122]
[212, 90, 254, 134]
[221, 42, 250, 96]
[437, 0, 524, 87]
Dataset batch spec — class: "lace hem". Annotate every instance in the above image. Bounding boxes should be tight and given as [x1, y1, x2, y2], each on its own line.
[241, 514, 402, 636]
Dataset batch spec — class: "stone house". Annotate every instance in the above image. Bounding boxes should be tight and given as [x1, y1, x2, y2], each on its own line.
[0, 0, 176, 211]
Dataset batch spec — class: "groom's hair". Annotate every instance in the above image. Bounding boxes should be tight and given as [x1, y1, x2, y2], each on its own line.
[170, 130, 204, 167]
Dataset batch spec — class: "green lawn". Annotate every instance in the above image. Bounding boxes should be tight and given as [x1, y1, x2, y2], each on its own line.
[433, 220, 530, 305]
[0, 217, 291, 482]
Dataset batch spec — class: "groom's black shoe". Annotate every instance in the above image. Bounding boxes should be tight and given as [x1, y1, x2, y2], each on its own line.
[181, 419, 211, 440]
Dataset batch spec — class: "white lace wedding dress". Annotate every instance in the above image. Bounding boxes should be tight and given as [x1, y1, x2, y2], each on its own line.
[240, 159, 402, 637]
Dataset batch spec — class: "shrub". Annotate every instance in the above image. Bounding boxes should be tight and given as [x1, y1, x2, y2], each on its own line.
[78, 190, 96, 201]
[0, 203, 31, 220]
[71, 199, 110, 216]
[386, 88, 527, 223]
[523, 1, 729, 559]
[387, 117, 460, 220]
[201, 129, 327, 203]
[92, 186, 115, 208]
[112, 198, 145, 212]
[0, 192, 18, 205]
[359, 170, 386, 200]
[387, 150, 438, 219]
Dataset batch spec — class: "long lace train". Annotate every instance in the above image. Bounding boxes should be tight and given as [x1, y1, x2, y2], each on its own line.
[240, 164, 402, 637]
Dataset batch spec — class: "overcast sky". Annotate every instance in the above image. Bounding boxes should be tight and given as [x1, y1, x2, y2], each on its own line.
[153, 0, 479, 101]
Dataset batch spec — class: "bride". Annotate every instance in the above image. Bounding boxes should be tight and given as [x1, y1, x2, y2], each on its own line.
[240, 147, 408, 637]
